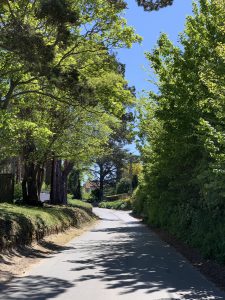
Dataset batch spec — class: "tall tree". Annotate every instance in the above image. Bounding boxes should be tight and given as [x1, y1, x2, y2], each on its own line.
[0, 0, 140, 204]
[68, 169, 82, 200]
[92, 112, 135, 200]
[137, 0, 225, 261]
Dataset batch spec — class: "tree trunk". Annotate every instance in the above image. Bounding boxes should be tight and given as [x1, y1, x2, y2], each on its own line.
[74, 171, 82, 200]
[61, 171, 68, 205]
[37, 166, 44, 197]
[22, 162, 41, 205]
[45, 160, 52, 186]
[50, 158, 61, 205]
[99, 163, 104, 202]
[15, 156, 22, 183]
[22, 177, 28, 203]
[69, 170, 82, 199]
[50, 158, 73, 205]
[21, 137, 43, 206]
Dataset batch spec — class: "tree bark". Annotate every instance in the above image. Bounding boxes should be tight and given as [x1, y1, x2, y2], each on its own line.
[45, 160, 52, 186]
[22, 162, 41, 205]
[21, 136, 43, 205]
[50, 157, 61, 205]
[37, 165, 44, 197]
[50, 158, 73, 205]
[99, 163, 104, 202]
[15, 156, 22, 183]
[74, 171, 82, 200]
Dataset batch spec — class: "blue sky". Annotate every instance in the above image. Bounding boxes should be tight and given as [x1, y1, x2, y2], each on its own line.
[118, 0, 193, 154]
[117, 0, 193, 95]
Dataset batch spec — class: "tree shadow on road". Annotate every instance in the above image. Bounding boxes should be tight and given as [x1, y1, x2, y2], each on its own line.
[0, 275, 73, 299]
[68, 221, 224, 300]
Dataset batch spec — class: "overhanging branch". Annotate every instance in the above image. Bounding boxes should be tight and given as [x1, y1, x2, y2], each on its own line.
[136, 0, 173, 11]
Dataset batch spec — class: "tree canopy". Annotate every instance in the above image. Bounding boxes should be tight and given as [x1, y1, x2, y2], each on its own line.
[136, 0, 173, 11]
[0, 0, 140, 204]
[135, 0, 225, 262]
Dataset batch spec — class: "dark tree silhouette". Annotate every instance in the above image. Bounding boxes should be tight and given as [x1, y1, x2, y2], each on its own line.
[136, 0, 173, 11]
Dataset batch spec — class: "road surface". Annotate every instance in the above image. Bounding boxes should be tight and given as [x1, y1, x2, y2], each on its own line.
[0, 208, 224, 299]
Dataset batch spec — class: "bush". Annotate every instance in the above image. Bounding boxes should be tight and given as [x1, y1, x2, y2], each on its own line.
[41, 182, 50, 192]
[132, 185, 149, 218]
[116, 178, 131, 194]
[91, 188, 101, 201]
[135, 0, 225, 264]
[104, 193, 128, 201]
[135, 180, 225, 263]
[99, 198, 132, 210]
[68, 170, 82, 199]
[67, 194, 93, 212]
[82, 191, 91, 201]
[132, 174, 139, 190]
[14, 183, 23, 200]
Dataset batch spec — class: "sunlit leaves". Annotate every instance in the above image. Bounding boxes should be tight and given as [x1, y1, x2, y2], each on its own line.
[138, 0, 225, 236]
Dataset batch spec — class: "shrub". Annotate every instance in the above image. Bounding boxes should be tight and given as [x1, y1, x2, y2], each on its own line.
[14, 183, 23, 200]
[67, 194, 93, 212]
[91, 188, 101, 201]
[99, 198, 132, 210]
[116, 178, 131, 194]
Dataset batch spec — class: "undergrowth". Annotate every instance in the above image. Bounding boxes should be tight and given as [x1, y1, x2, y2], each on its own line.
[99, 198, 132, 210]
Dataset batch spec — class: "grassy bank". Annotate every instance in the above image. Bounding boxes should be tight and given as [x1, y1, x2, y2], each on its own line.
[67, 195, 93, 213]
[99, 198, 132, 210]
[0, 203, 94, 251]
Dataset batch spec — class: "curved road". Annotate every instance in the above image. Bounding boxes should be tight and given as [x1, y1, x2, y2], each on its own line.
[0, 208, 225, 299]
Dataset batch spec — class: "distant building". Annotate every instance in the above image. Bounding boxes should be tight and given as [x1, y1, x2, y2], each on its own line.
[83, 181, 99, 194]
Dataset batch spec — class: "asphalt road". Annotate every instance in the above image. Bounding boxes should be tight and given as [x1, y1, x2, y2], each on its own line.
[0, 208, 225, 300]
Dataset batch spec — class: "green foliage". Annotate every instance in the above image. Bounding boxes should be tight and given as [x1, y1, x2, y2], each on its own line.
[82, 190, 92, 201]
[91, 188, 101, 201]
[67, 194, 93, 212]
[136, 0, 173, 11]
[138, 0, 225, 262]
[0, 203, 93, 250]
[41, 182, 50, 192]
[116, 177, 131, 194]
[104, 193, 129, 201]
[91, 113, 136, 201]
[132, 185, 149, 218]
[132, 174, 139, 190]
[0, 0, 140, 204]
[99, 198, 132, 210]
[68, 170, 82, 199]
[14, 183, 23, 200]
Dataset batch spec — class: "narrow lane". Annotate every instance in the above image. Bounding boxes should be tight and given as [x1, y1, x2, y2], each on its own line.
[0, 208, 224, 300]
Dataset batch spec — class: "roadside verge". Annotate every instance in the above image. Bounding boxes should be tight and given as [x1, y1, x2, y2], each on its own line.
[0, 203, 95, 251]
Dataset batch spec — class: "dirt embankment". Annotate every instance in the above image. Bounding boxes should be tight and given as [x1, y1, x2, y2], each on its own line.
[0, 203, 98, 283]
[0, 204, 95, 251]
[0, 221, 97, 283]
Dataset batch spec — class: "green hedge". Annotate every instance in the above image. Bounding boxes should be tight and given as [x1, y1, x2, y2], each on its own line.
[99, 198, 132, 210]
[134, 184, 225, 263]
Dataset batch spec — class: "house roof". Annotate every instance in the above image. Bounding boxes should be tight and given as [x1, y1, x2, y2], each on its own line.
[83, 181, 99, 189]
